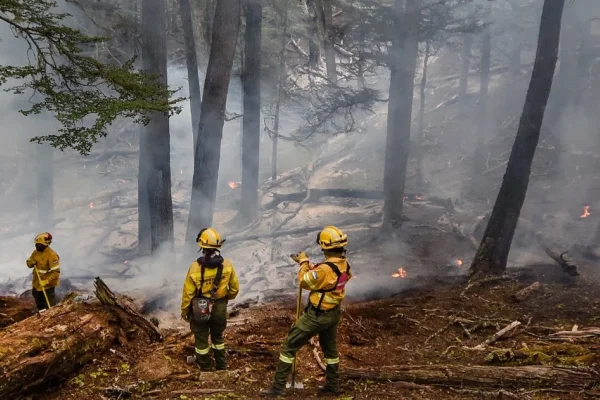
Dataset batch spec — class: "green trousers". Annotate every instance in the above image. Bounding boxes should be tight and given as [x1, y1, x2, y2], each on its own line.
[189, 298, 228, 370]
[32, 287, 56, 311]
[272, 305, 341, 390]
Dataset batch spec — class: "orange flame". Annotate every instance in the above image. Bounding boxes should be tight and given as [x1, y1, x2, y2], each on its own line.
[392, 268, 407, 278]
[456, 259, 463, 267]
[581, 206, 591, 218]
[228, 181, 241, 189]
[89, 202, 94, 209]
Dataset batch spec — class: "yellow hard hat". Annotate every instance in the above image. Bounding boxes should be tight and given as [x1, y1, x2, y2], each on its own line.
[34, 232, 53, 246]
[196, 227, 224, 249]
[316, 226, 347, 250]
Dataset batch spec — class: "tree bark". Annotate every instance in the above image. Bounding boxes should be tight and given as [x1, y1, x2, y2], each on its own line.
[458, 34, 472, 116]
[203, 0, 215, 50]
[469, 0, 565, 277]
[140, 0, 174, 254]
[240, 0, 262, 224]
[472, 20, 491, 179]
[36, 143, 54, 229]
[382, 0, 420, 231]
[186, 0, 241, 243]
[416, 37, 431, 190]
[343, 365, 598, 390]
[179, 0, 202, 150]
[271, 0, 289, 181]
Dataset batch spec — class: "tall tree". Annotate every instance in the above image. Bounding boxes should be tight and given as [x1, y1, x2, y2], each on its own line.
[320, 0, 337, 81]
[382, 0, 420, 231]
[36, 144, 53, 229]
[472, 15, 491, 179]
[458, 33, 472, 116]
[469, 0, 565, 277]
[508, 0, 522, 79]
[271, 0, 289, 181]
[305, 0, 321, 68]
[186, 0, 241, 243]
[179, 0, 202, 149]
[139, 0, 174, 254]
[240, 0, 263, 224]
[416, 35, 431, 191]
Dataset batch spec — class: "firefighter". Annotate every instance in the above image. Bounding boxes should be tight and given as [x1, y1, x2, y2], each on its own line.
[26, 232, 60, 310]
[181, 228, 240, 371]
[261, 226, 352, 397]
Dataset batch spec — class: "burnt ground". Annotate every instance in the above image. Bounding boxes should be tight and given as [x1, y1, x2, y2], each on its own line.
[3, 276, 600, 400]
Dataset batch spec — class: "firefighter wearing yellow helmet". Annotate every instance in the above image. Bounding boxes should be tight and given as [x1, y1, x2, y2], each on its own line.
[261, 226, 352, 397]
[181, 228, 240, 371]
[26, 232, 60, 310]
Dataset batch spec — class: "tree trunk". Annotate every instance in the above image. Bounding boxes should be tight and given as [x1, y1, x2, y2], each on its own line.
[186, 0, 241, 243]
[240, 0, 262, 224]
[458, 34, 472, 116]
[343, 364, 598, 390]
[271, 0, 289, 181]
[203, 0, 214, 50]
[469, 0, 565, 277]
[179, 0, 202, 150]
[508, 0, 522, 79]
[416, 38, 431, 190]
[320, 0, 336, 81]
[306, 0, 321, 68]
[382, 0, 420, 231]
[36, 143, 54, 229]
[472, 21, 491, 179]
[140, 0, 174, 254]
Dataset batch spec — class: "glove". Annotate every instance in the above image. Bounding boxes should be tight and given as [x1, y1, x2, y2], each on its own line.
[39, 279, 49, 288]
[26, 259, 37, 268]
[290, 252, 309, 265]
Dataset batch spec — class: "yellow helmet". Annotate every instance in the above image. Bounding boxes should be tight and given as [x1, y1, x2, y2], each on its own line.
[316, 226, 347, 250]
[34, 232, 53, 246]
[196, 228, 225, 249]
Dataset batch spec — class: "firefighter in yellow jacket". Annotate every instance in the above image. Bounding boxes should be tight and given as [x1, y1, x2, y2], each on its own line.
[26, 232, 60, 310]
[261, 226, 352, 397]
[181, 228, 240, 371]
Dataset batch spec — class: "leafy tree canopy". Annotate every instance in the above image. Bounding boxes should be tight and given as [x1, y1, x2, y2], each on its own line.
[0, 0, 183, 155]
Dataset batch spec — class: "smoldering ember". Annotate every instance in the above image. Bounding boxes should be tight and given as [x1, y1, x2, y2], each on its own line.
[3, 0, 600, 399]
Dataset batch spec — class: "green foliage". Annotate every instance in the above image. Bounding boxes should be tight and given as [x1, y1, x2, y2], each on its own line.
[0, 0, 183, 155]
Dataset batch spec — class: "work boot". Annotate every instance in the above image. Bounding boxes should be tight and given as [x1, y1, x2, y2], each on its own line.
[272, 360, 293, 390]
[318, 364, 339, 395]
[259, 387, 285, 397]
[213, 348, 227, 370]
[195, 354, 213, 371]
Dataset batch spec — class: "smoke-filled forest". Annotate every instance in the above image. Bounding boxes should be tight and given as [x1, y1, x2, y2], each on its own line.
[2, 0, 600, 398]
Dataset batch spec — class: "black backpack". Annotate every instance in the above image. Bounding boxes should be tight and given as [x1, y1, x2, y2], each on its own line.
[191, 263, 224, 322]
[314, 262, 351, 310]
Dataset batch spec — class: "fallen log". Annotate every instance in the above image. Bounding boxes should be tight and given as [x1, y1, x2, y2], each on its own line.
[343, 365, 599, 390]
[0, 278, 162, 398]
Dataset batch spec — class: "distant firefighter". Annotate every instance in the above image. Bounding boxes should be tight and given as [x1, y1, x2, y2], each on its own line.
[181, 228, 240, 371]
[261, 226, 352, 397]
[26, 232, 60, 310]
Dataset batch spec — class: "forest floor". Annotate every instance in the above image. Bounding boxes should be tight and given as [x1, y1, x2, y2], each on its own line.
[3, 273, 600, 400]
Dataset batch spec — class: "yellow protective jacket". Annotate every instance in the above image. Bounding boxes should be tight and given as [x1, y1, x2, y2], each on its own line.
[26, 247, 60, 291]
[299, 256, 352, 311]
[181, 259, 239, 317]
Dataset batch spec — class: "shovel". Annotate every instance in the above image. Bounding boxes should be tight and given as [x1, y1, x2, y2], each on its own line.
[286, 283, 305, 390]
[34, 267, 52, 310]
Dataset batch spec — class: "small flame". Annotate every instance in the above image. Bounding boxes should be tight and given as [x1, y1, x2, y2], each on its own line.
[415, 195, 424, 200]
[580, 206, 591, 218]
[392, 268, 407, 278]
[456, 259, 463, 267]
[123, 260, 128, 264]
[89, 202, 94, 209]
[228, 181, 241, 189]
